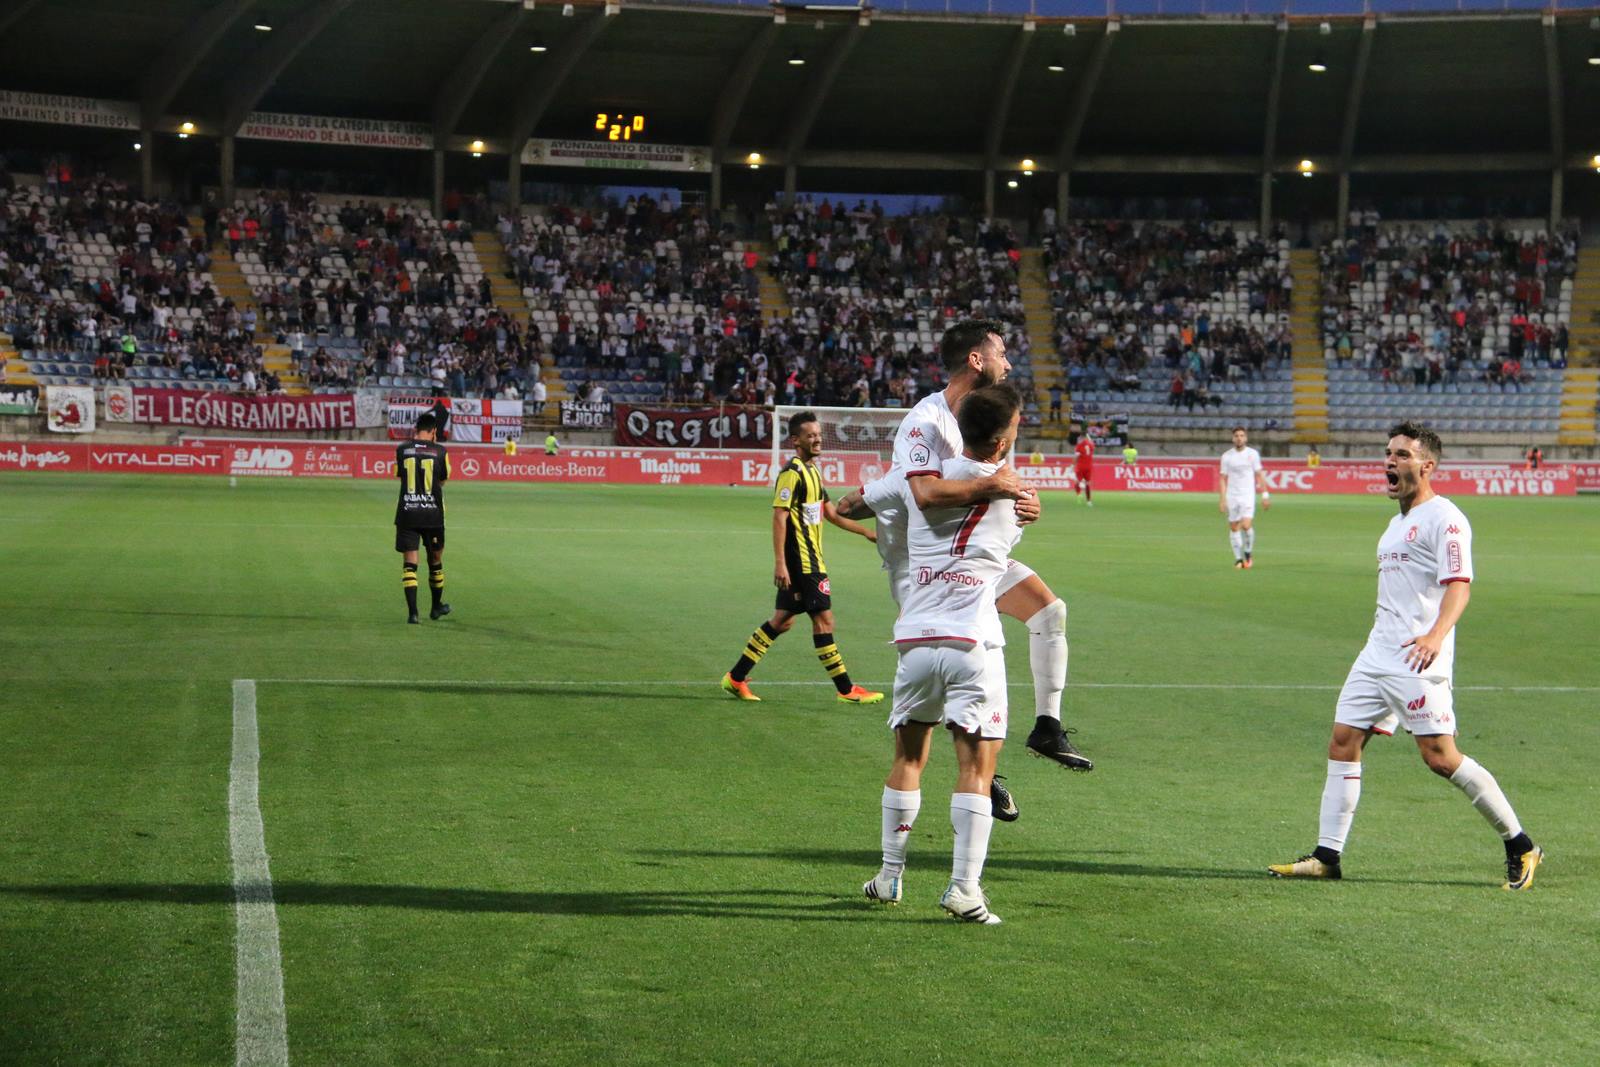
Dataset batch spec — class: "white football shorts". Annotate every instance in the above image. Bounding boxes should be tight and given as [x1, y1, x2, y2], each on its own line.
[1226, 498, 1256, 523]
[889, 641, 1007, 740]
[994, 558, 1036, 599]
[1334, 666, 1456, 737]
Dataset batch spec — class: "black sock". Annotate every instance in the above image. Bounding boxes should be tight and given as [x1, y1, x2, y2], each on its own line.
[1505, 832, 1534, 857]
[814, 631, 853, 694]
[1312, 845, 1342, 866]
[402, 562, 419, 614]
[428, 563, 444, 609]
[730, 621, 781, 682]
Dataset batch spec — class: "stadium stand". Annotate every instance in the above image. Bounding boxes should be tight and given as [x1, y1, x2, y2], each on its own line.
[1039, 220, 1297, 435]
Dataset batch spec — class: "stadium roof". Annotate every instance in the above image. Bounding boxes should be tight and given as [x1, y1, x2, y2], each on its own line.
[1, 0, 1597, 175]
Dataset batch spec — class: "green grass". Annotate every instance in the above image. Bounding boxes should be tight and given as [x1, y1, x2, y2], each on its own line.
[1, 473, 1597, 1065]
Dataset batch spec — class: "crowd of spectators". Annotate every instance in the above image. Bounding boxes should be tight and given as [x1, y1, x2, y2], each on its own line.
[1041, 219, 1295, 400]
[0, 170, 276, 389]
[1318, 216, 1579, 390]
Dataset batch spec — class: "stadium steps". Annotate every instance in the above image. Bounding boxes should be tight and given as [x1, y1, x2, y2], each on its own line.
[1569, 247, 1600, 366]
[1291, 367, 1329, 444]
[1288, 249, 1321, 367]
[262, 344, 306, 393]
[1557, 368, 1598, 446]
[1, 343, 35, 386]
[471, 233, 529, 330]
[745, 240, 791, 323]
[1018, 247, 1068, 440]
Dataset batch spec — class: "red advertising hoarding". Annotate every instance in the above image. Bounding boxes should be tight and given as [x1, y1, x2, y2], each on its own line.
[0, 438, 1584, 497]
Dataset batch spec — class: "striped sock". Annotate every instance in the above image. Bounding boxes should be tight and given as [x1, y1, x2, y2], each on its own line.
[730, 622, 781, 682]
[401, 562, 418, 615]
[814, 631, 852, 694]
[428, 563, 445, 609]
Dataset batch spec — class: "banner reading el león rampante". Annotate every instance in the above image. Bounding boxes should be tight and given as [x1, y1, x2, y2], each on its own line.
[102, 387, 382, 430]
[386, 396, 523, 442]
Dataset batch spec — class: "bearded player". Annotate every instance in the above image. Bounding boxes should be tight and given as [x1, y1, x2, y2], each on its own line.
[1220, 425, 1269, 568]
[1269, 422, 1542, 889]
[838, 319, 1090, 775]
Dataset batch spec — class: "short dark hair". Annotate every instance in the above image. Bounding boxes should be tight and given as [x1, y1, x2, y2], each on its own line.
[957, 383, 1022, 452]
[787, 410, 818, 438]
[940, 318, 1006, 374]
[1389, 420, 1442, 460]
[414, 411, 438, 434]
[1232, 424, 1247, 434]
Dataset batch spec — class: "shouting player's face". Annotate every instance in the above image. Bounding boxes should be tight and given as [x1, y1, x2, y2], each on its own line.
[971, 333, 1011, 387]
[1384, 434, 1434, 501]
[794, 420, 823, 461]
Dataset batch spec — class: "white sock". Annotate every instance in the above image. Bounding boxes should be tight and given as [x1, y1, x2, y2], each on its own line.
[880, 786, 921, 875]
[1317, 760, 1363, 852]
[1242, 527, 1255, 556]
[1229, 530, 1244, 561]
[1026, 599, 1068, 723]
[950, 792, 994, 889]
[1449, 756, 1522, 840]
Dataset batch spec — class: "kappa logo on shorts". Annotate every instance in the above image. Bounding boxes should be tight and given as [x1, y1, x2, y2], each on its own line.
[818, 578, 831, 595]
[990, 712, 1002, 725]
[1406, 693, 1427, 712]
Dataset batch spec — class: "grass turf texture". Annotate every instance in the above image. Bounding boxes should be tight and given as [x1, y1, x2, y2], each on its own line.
[1, 472, 1597, 1066]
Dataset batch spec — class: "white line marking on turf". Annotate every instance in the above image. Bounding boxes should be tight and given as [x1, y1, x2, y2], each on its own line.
[256, 678, 1600, 694]
[230, 679, 289, 1067]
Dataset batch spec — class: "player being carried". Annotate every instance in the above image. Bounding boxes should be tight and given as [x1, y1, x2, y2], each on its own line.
[838, 319, 1091, 775]
[1219, 425, 1269, 569]
[862, 384, 1026, 923]
[720, 411, 884, 705]
[394, 410, 451, 625]
[1269, 422, 1542, 889]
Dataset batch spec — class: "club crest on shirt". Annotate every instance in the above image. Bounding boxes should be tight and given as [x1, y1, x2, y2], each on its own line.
[1405, 525, 1419, 543]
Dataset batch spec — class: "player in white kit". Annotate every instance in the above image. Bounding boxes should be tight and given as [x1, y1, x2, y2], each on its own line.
[1219, 425, 1269, 568]
[838, 320, 1090, 774]
[861, 384, 1026, 924]
[1269, 422, 1543, 889]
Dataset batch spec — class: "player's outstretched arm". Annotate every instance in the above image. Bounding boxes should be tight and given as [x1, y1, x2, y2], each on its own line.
[824, 501, 876, 542]
[833, 489, 874, 520]
[1401, 581, 1471, 672]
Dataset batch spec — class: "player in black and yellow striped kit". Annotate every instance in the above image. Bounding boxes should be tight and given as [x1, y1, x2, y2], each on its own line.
[395, 411, 452, 625]
[722, 411, 884, 704]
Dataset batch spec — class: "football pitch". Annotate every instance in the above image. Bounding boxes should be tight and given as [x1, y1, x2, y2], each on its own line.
[2, 472, 1597, 1066]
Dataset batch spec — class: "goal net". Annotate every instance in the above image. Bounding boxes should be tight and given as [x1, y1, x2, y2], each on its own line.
[770, 405, 909, 488]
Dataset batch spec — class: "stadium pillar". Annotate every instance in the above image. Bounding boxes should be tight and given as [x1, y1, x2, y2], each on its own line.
[1336, 172, 1350, 239]
[507, 154, 522, 212]
[1056, 173, 1070, 224]
[784, 164, 797, 204]
[1259, 173, 1272, 237]
[1550, 169, 1564, 232]
[220, 135, 235, 207]
[139, 128, 154, 199]
[710, 158, 723, 216]
[983, 170, 995, 219]
[432, 150, 445, 218]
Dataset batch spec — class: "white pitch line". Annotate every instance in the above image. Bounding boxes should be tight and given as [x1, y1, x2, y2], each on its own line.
[256, 678, 1600, 694]
[230, 679, 289, 1067]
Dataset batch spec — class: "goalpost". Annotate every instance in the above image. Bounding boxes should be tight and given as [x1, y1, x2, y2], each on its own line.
[770, 405, 910, 482]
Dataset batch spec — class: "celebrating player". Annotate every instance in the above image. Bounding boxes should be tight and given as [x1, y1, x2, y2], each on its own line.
[720, 411, 884, 705]
[1269, 422, 1542, 889]
[1219, 425, 1269, 569]
[394, 410, 451, 625]
[840, 319, 1091, 773]
[862, 384, 1025, 924]
[1073, 431, 1095, 507]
